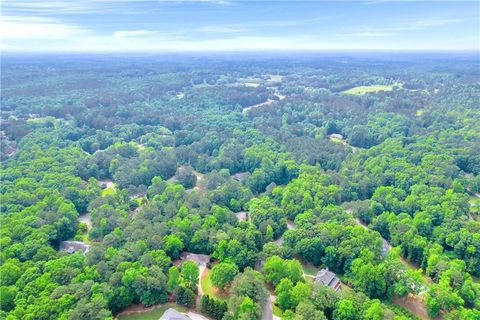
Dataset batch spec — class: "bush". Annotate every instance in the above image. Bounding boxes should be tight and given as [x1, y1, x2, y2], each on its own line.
[200, 295, 228, 320]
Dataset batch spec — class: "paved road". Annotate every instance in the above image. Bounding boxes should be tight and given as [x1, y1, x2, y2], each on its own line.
[262, 297, 272, 320]
[263, 295, 280, 320]
[274, 220, 296, 245]
[187, 312, 209, 320]
[198, 265, 206, 296]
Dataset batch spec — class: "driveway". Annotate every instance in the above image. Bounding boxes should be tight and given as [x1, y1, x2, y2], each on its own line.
[263, 295, 280, 320]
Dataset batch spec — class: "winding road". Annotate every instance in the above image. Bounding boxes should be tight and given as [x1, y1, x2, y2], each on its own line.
[242, 92, 285, 114]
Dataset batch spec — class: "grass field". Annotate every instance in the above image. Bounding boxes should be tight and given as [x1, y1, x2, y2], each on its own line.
[302, 262, 320, 277]
[101, 186, 115, 197]
[329, 136, 346, 145]
[343, 83, 401, 95]
[269, 74, 283, 82]
[272, 304, 283, 317]
[27, 116, 57, 123]
[117, 303, 187, 320]
[469, 196, 479, 216]
[200, 268, 229, 301]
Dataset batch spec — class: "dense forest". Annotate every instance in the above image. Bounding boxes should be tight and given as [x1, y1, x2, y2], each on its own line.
[1, 54, 479, 320]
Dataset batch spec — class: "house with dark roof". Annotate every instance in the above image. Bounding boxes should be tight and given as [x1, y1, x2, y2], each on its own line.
[315, 269, 342, 291]
[159, 308, 190, 320]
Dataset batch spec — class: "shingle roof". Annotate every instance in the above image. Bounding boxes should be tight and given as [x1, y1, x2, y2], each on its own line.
[59, 241, 90, 255]
[180, 252, 210, 266]
[315, 269, 341, 290]
[315, 269, 336, 286]
[159, 308, 190, 320]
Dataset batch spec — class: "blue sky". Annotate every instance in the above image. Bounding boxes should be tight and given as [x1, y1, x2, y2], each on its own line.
[1, 1, 479, 52]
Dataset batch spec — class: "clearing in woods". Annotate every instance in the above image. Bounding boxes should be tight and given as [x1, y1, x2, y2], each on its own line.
[116, 303, 187, 320]
[343, 83, 402, 95]
[200, 267, 229, 301]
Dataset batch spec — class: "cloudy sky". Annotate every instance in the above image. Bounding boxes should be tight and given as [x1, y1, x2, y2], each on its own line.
[1, 0, 479, 52]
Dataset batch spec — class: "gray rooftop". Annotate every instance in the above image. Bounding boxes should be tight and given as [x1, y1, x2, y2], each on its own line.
[179, 252, 210, 266]
[315, 269, 341, 290]
[159, 308, 190, 320]
[59, 241, 90, 255]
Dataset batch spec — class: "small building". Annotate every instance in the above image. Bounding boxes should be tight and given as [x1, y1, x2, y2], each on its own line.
[329, 133, 344, 140]
[315, 269, 342, 291]
[60, 241, 91, 255]
[231, 172, 248, 182]
[179, 252, 210, 267]
[159, 308, 191, 320]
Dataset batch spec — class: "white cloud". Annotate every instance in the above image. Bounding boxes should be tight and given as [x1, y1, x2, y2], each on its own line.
[338, 17, 462, 40]
[195, 25, 246, 33]
[113, 30, 161, 38]
[348, 32, 397, 37]
[2, 0, 231, 14]
[2, 1, 99, 14]
[0, 16, 88, 40]
[157, 0, 232, 4]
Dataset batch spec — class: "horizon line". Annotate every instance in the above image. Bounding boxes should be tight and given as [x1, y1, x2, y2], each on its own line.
[3, 49, 479, 55]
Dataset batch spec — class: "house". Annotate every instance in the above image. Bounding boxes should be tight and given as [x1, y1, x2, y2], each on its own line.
[231, 172, 248, 182]
[180, 252, 210, 266]
[315, 269, 342, 291]
[159, 308, 191, 320]
[173, 252, 211, 267]
[59, 241, 91, 255]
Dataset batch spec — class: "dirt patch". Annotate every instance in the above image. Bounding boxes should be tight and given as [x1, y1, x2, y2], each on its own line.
[286, 220, 296, 230]
[236, 211, 247, 221]
[79, 213, 92, 231]
[392, 294, 429, 320]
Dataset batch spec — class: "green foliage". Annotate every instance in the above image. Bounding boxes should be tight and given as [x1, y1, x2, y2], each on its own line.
[236, 296, 261, 320]
[175, 285, 196, 307]
[163, 235, 184, 259]
[262, 256, 303, 286]
[1, 56, 479, 320]
[167, 266, 180, 293]
[210, 263, 239, 290]
[229, 268, 269, 306]
[180, 260, 199, 291]
[200, 295, 228, 320]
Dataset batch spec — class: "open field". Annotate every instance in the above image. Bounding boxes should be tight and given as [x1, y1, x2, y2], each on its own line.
[302, 262, 320, 277]
[343, 83, 402, 95]
[117, 303, 187, 320]
[200, 268, 229, 301]
[102, 186, 116, 197]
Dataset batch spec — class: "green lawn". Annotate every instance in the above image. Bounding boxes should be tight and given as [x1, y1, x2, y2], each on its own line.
[302, 262, 320, 277]
[101, 186, 115, 197]
[329, 136, 345, 144]
[343, 83, 401, 95]
[117, 303, 187, 320]
[272, 304, 283, 317]
[201, 268, 229, 301]
[27, 116, 58, 124]
[469, 196, 479, 216]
